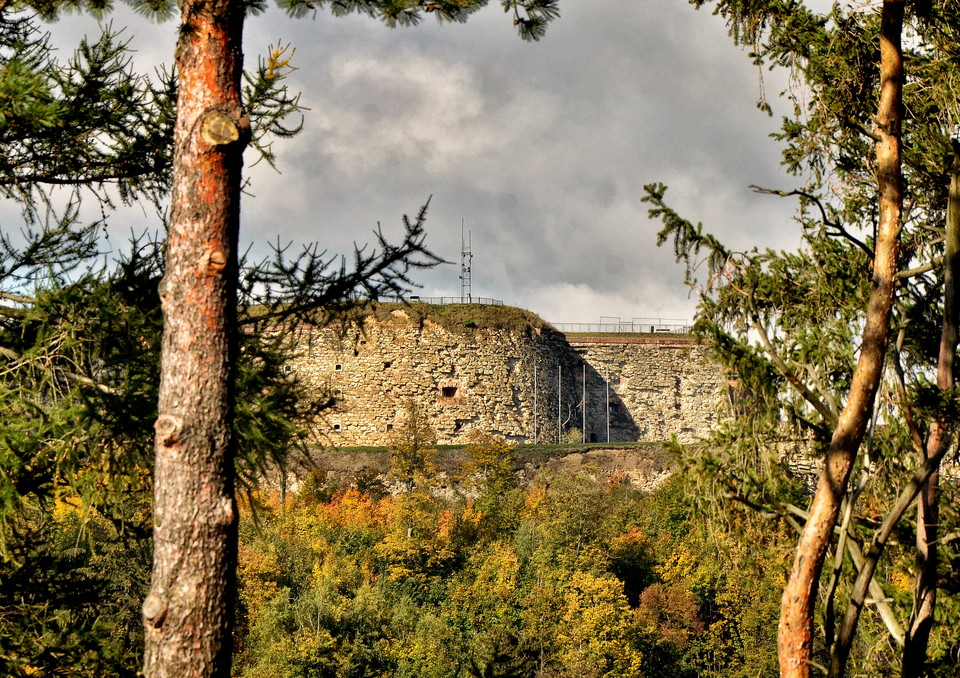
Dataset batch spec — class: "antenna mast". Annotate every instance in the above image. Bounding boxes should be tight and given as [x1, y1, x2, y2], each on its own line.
[460, 219, 473, 302]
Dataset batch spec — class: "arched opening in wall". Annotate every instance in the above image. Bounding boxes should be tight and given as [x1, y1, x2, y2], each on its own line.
[589, 432, 597, 443]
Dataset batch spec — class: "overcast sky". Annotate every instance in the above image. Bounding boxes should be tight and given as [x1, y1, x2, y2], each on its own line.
[38, 0, 842, 326]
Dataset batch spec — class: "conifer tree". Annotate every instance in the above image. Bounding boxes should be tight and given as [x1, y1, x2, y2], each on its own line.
[145, 4, 555, 675]
[649, 1, 960, 676]
[8, 1, 560, 676]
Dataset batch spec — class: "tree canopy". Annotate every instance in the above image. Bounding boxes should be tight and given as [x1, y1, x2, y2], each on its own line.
[2, 1, 563, 675]
[649, 1, 960, 676]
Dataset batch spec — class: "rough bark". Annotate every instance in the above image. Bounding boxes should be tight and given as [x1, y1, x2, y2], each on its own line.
[142, 0, 248, 675]
[777, 2, 904, 676]
[901, 144, 960, 678]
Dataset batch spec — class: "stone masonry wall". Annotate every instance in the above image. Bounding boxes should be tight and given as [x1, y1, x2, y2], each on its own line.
[570, 340, 727, 443]
[289, 309, 727, 446]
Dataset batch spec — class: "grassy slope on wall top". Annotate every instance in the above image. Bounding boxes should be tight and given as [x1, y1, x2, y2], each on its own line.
[364, 302, 556, 337]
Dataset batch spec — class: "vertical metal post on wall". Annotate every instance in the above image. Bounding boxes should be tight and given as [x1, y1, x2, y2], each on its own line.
[582, 362, 586, 444]
[606, 365, 610, 443]
[533, 365, 538, 444]
[557, 363, 562, 444]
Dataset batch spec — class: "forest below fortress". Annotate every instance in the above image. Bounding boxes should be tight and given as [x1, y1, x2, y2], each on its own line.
[5, 2, 960, 678]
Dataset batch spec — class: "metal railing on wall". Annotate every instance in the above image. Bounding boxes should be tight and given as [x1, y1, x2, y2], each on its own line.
[554, 317, 692, 335]
[381, 295, 504, 306]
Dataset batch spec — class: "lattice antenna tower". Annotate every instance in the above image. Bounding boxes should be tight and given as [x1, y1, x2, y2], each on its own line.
[460, 219, 473, 302]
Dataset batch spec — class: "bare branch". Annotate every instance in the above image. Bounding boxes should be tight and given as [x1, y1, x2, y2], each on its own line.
[898, 259, 939, 280]
[0, 291, 35, 304]
[749, 313, 839, 427]
[829, 443, 951, 676]
[751, 186, 874, 259]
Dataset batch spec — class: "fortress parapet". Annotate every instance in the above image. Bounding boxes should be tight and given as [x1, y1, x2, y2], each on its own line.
[288, 303, 726, 445]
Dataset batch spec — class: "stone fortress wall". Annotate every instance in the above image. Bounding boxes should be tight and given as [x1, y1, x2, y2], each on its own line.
[288, 304, 728, 446]
[571, 339, 728, 443]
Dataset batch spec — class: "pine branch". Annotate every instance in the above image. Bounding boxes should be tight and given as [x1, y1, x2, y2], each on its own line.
[751, 185, 874, 259]
[238, 199, 447, 328]
[747, 290, 839, 427]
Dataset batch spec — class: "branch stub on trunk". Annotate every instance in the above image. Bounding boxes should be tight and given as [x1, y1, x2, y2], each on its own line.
[143, 593, 168, 629]
[200, 110, 241, 147]
[155, 415, 184, 446]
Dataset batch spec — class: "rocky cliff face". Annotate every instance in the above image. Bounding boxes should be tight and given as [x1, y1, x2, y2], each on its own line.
[289, 306, 727, 446]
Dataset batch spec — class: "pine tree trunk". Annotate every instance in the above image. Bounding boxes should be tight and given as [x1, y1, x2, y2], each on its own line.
[777, 2, 904, 676]
[142, 0, 248, 675]
[902, 144, 960, 678]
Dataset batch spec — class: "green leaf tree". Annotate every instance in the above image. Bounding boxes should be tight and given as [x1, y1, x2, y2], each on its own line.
[388, 400, 439, 495]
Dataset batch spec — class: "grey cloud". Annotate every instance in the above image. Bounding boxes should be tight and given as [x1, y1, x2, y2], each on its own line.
[33, 0, 811, 325]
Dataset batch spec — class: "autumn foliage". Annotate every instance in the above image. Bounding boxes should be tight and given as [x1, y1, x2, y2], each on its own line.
[231, 448, 794, 678]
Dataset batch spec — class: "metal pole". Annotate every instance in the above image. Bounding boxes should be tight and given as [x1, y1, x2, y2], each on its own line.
[533, 365, 538, 444]
[558, 363, 562, 444]
[606, 367, 611, 443]
[582, 362, 586, 444]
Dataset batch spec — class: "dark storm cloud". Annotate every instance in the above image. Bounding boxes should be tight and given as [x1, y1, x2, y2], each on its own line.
[40, 0, 812, 324]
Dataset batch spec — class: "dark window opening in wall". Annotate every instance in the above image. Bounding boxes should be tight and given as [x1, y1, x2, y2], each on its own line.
[589, 433, 597, 443]
[441, 386, 458, 398]
[383, 361, 392, 369]
[354, 349, 359, 357]
[282, 364, 293, 374]
[333, 423, 341, 431]
[386, 424, 394, 432]
[610, 403, 621, 414]
[335, 364, 342, 371]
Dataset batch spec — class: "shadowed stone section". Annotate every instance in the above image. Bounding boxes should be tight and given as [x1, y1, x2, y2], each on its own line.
[289, 307, 726, 445]
[569, 341, 726, 443]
